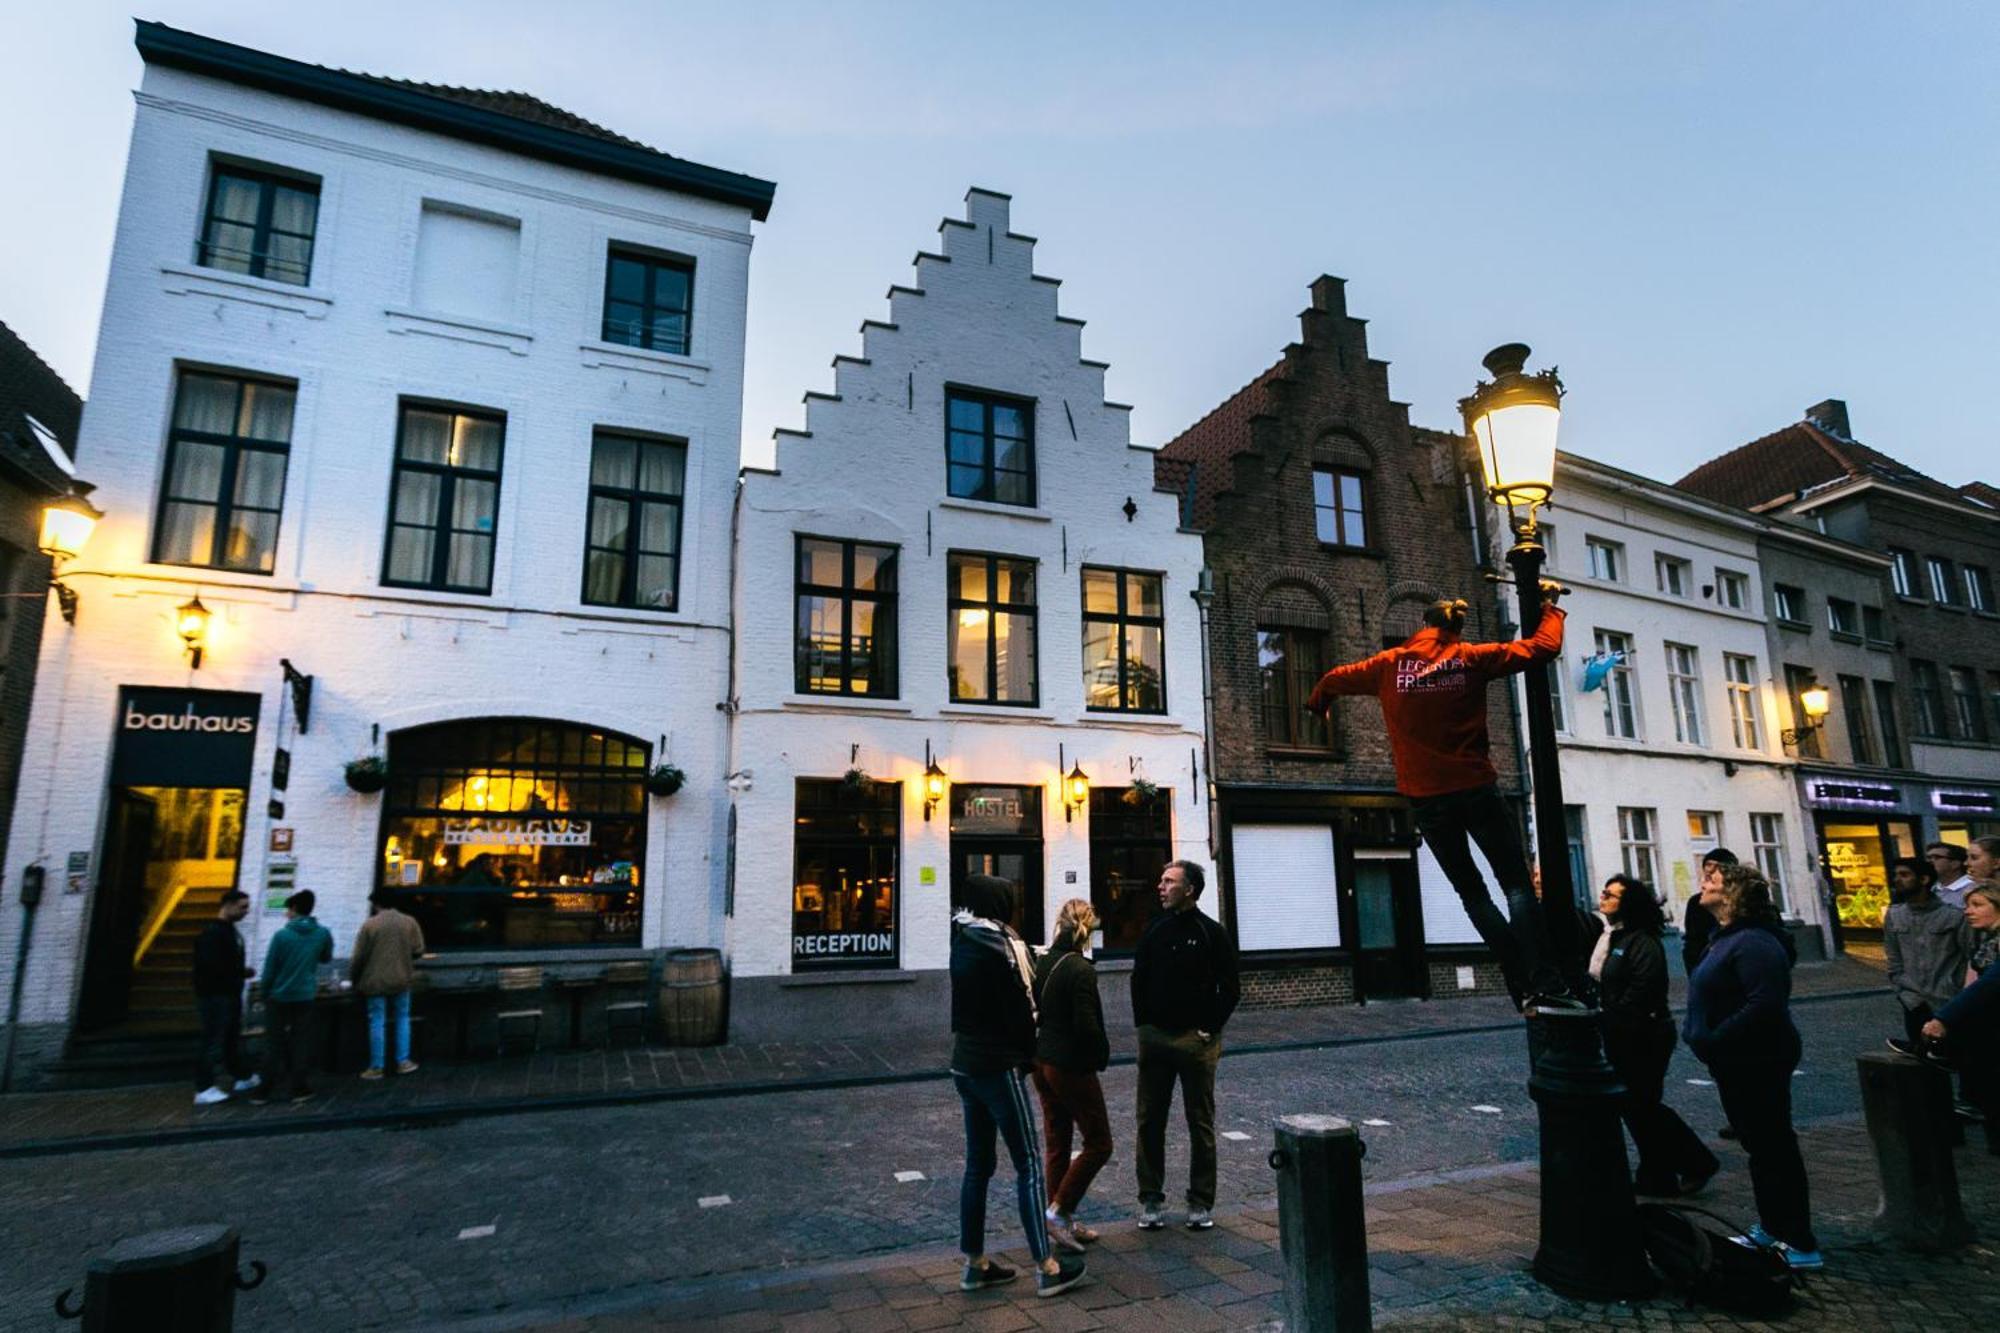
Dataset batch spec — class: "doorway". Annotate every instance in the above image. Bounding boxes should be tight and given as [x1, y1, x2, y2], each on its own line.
[949, 784, 1045, 944]
[1821, 816, 1918, 944]
[1350, 851, 1425, 1000]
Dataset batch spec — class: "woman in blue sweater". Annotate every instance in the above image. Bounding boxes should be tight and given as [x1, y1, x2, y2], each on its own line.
[1682, 863, 1821, 1269]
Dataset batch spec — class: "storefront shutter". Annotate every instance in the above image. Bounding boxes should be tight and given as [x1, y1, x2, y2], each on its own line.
[1230, 823, 1340, 952]
[1415, 841, 1496, 945]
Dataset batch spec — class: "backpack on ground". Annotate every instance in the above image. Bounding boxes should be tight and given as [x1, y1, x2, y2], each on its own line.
[1636, 1203, 1796, 1318]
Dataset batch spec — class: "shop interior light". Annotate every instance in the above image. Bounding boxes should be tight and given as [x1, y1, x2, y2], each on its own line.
[176, 595, 211, 669]
[1458, 343, 1563, 530]
[39, 490, 103, 624]
[923, 758, 948, 822]
[1064, 761, 1089, 823]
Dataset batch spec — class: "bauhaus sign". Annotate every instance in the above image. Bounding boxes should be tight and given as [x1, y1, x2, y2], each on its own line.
[110, 687, 262, 788]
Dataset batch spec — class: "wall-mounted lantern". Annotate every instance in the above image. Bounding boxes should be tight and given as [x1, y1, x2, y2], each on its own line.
[1064, 760, 1090, 823]
[176, 595, 212, 669]
[38, 491, 102, 624]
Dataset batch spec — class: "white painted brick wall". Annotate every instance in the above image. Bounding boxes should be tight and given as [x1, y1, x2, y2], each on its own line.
[729, 189, 1213, 979]
[0, 64, 756, 1026]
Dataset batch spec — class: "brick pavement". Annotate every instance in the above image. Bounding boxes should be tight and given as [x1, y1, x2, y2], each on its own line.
[0, 955, 1883, 1154]
[461, 1118, 2000, 1332]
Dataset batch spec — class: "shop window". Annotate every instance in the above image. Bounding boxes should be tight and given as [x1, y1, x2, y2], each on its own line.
[153, 370, 296, 573]
[378, 719, 648, 949]
[1090, 786, 1171, 953]
[382, 401, 505, 594]
[946, 387, 1034, 506]
[795, 536, 899, 696]
[948, 552, 1037, 705]
[1873, 680, 1905, 767]
[792, 778, 900, 969]
[1723, 653, 1762, 750]
[1312, 468, 1368, 548]
[1257, 626, 1333, 750]
[1826, 821, 1904, 932]
[602, 246, 693, 354]
[582, 430, 685, 611]
[196, 161, 319, 285]
[1082, 566, 1166, 713]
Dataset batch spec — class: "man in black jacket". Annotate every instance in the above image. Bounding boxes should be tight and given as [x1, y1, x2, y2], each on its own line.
[1131, 860, 1238, 1231]
[192, 889, 257, 1105]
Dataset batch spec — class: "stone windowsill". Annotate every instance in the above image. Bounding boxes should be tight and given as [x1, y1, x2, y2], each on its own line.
[160, 263, 334, 317]
[937, 496, 1053, 523]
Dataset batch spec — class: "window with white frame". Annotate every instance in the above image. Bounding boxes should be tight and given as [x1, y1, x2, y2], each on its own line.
[1618, 807, 1659, 887]
[1665, 643, 1705, 745]
[1715, 569, 1748, 609]
[1928, 556, 1957, 604]
[1595, 629, 1638, 739]
[1548, 655, 1569, 733]
[1750, 813, 1788, 912]
[1586, 537, 1624, 582]
[1655, 554, 1691, 597]
[1888, 548, 1916, 598]
[1966, 565, 1995, 613]
[1723, 653, 1762, 749]
[1686, 811, 1722, 884]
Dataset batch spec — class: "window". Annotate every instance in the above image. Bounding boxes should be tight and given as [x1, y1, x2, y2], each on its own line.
[196, 164, 319, 286]
[1889, 548, 1916, 598]
[1838, 674, 1875, 765]
[792, 778, 900, 970]
[1950, 666, 1989, 742]
[1564, 806, 1591, 901]
[1966, 565, 1995, 613]
[1257, 627, 1332, 749]
[1750, 813, 1788, 913]
[1783, 664, 1823, 759]
[1595, 629, 1638, 739]
[1723, 653, 1762, 750]
[376, 719, 648, 950]
[1090, 787, 1172, 953]
[1664, 643, 1705, 745]
[948, 553, 1037, 705]
[602, 246, 693, 354]
[1772, 584, 1807, 625]
[1826, 597, 1860, 638]
[1715, 569, 1748, 609]
[1540, 523, 1560, 572]
[1910, 661, 1947, 737]
[1617, 807, 1659, 887]
[1927, 556, 1956, 604]
[1687, 811, 1722, 886]
[382, 402, 504, 594]
[1873, 680, 1905, 767]
[413, 202, 519, 323]
[0, 542, 20, 616]
[152, 370, 296, 573]
[1585, 537, 1624, 582]
[1082, 567, 1166, 713]
[795, 538, 898, 696]
[1549, 655, 1570, 733]
[946, 388, 1034, 506]
[1862, 605, 1889, 644]
[1655, 555, 1691, 597]
[580, 431, 685, 611]
[1312, 468, 1368, 548]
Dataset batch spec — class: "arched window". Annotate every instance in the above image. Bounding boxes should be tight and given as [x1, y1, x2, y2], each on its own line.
[379, 719, 649, 949]
[1255, 583, 1336, 752]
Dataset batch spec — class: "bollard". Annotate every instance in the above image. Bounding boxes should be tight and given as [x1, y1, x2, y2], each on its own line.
[1524, 1003, 1654, 1301]
[1856, 1051, 1975, 1252]
[1270, 1114, 1370, 1333]
[54, 1224, 264, 1332]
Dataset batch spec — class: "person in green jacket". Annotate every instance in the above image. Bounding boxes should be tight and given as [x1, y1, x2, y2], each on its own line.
[250, 890, 333, 1105]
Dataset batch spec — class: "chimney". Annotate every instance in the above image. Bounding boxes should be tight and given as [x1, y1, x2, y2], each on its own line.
[1804, 399, 1850, 439]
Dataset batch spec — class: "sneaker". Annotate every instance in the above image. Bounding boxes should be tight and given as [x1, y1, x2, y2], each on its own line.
[1069, 1221, 1101, 1244]
[193, 1086, 230, 1106]
[1185, 1208, 1215, 1230]
[232, 1074, 262, 1093]
[959, 1258, 1016, 1292]
[1729, 1224, 1776, 1249]
[1036, 1253, 1088, 1298]
[1136, 1203, 1166, 1230]
[1886, 1038, 1921, 1058]
[397, 1060, 420, 1075]
[1778, 1243, 1825, 1271]
[359, 1067, 385, 1081]
[1045, 1214, 1086, 1254]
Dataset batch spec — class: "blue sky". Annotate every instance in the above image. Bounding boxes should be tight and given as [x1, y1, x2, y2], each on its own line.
[3, 2, 1993, 482]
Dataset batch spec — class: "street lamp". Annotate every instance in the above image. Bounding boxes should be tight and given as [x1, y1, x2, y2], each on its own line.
[923, 757, 948, 822]
[1063, 761, 1089, 823]
[38, 490, 103, 625]
[1783, 679, 1832, 747]
[1461, 343, 1651, 1302]
[176, 595, 211, 669]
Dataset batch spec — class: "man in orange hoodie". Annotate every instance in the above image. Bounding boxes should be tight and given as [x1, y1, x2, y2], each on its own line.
[1309, 586, 1569, 1009]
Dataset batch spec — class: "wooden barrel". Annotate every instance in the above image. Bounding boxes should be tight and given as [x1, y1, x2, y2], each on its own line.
[657, 948, 726, 1046]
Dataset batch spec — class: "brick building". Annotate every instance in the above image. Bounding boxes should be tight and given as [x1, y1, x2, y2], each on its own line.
[1678, 399, 2000, 938]
[1154, 276, 1520, 1006]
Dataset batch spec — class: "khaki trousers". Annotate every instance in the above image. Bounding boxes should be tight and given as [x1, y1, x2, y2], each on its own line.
[1134, 1023, 1221, 1210]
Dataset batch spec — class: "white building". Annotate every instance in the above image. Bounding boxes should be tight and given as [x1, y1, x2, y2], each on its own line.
[1514, 454, 1819, 944]
[0, 22, 773, 1082]
[726, 190, 1211, 1040]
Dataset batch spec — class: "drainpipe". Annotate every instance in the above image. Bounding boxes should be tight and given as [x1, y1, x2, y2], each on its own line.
[1191, 566, 1219, 860]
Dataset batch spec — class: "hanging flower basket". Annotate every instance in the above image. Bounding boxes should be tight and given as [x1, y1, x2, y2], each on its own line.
[838, 767, 875, 803]
[646, 764, 687, 797]
[1123, 778, 1162, 808]
[344, 755, 389, 794]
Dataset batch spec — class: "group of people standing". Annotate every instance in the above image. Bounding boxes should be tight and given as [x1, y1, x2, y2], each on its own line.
[1882, 837, 2000, 1138]
[948, 859, 1238, 1298]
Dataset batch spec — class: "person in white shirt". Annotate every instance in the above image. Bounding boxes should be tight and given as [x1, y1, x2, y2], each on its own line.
[1928, 842, 1976, 909]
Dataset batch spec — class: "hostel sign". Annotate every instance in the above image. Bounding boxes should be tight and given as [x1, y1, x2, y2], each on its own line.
[441, 817, 593, 846]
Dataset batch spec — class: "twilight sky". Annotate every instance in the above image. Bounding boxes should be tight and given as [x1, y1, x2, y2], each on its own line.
[3, 2, 1993, 483]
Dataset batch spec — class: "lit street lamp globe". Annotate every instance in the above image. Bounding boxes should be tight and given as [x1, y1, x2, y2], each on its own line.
[1458, 343, 1563, 525]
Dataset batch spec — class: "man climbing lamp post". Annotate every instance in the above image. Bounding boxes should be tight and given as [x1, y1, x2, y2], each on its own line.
[1459, 343, 1652, 1300]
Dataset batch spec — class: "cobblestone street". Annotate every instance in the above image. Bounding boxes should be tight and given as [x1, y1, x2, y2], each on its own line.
[4, 989, 1990, 1330]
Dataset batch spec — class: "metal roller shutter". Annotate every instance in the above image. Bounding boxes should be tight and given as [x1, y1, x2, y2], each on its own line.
[1230, 823, 1340, 953]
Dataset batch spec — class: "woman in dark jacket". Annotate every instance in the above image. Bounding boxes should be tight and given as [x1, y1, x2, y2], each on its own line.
[1683, 864, 1821, 1269]
[950, 875, 1086, 1297]
[1594, 874, 1720, 1196]
[1031, 899, 1114, 1253]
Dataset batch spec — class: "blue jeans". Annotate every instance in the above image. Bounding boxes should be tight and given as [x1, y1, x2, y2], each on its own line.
[954, 1069, 1050, 1263]
[367, 992, 411, 1069]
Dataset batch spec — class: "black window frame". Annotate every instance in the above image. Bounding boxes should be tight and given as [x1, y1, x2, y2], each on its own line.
[946, 550, 1040, 706]
[150, 368, 297, 574]
[380, 399, 507, 595]
[944, 386, 1036, 507]
[1081, 565, 1167, 715]
[195, 162, 321, 286]
[1888, 547, 1917, 598]
[794, 535, 900, 697]
[601, 245, 695, 355]
[580, 429, 687, 612]
[1772, 583, 1808, 626]
[1927, 556, 1957, 605]
[1256, 624, 1336, 751]
[1825, 597, 1860, 638]
[1949, 665, 1989, 742]
[791, 777, 902, 971]
[1873, 679, 1905, 767]
[1838, 673, 1875, 765]
[1088, 786, 1173, 955]
[1965, 564, 1995, 613]
[1862, 604, 1890, 644]
[1311, 467, 1370, 549]
[1910, 660, 1948, 737]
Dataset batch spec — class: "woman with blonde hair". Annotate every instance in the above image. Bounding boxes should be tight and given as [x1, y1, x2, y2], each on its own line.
[1032, 897, 1114, 1253]
[1924, 881, 2000, 1152]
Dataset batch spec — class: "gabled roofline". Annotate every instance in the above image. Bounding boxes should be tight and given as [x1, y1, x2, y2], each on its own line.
[1785, 473, 1999, 524]
[135, 21, 776, 221]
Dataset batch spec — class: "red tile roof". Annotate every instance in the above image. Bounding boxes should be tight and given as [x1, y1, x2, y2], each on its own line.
[1152, 360, 1282, 529]
[1675, 420, 1963, 510]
